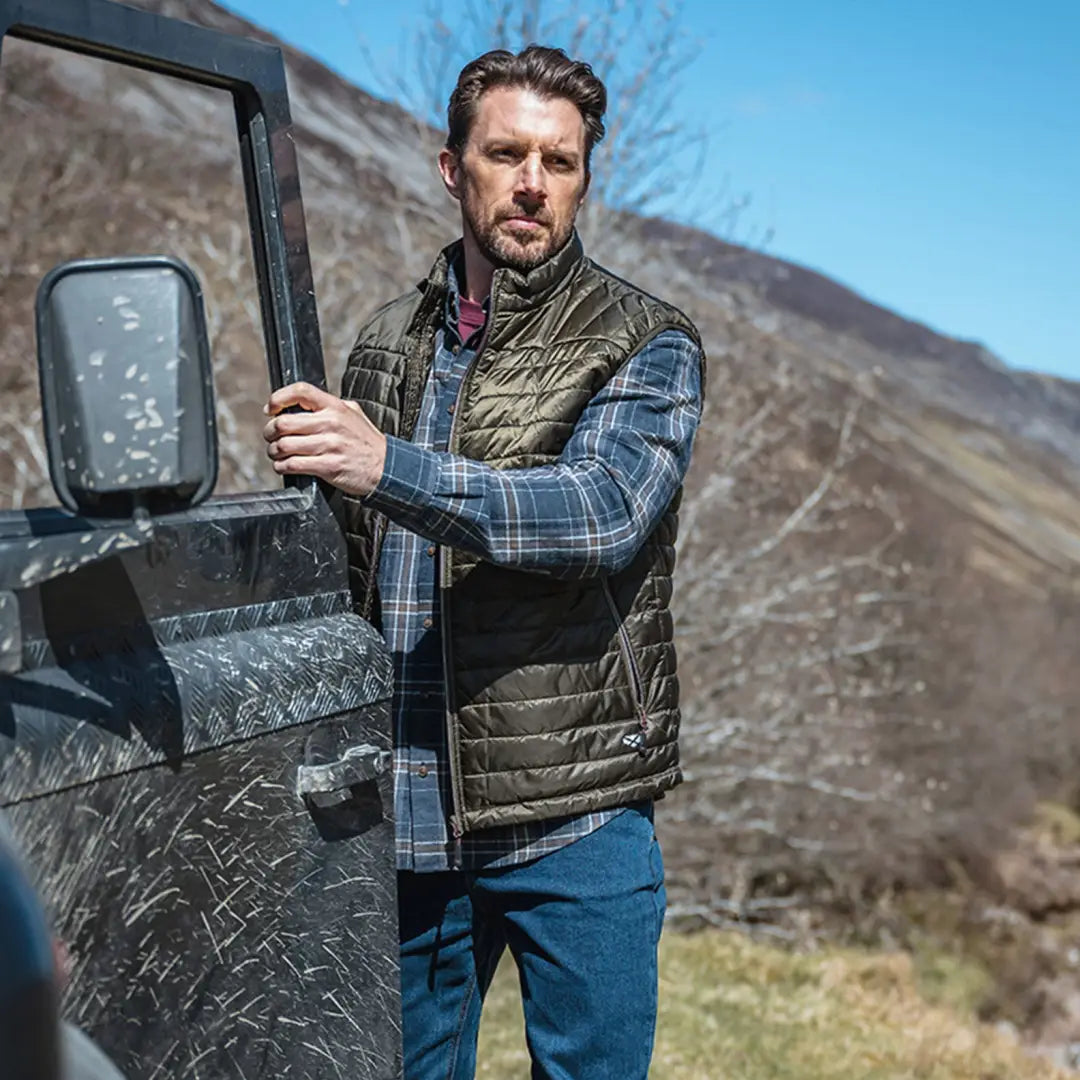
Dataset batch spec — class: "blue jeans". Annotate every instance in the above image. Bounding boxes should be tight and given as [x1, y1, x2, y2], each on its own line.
[398, 805, 666, 1080]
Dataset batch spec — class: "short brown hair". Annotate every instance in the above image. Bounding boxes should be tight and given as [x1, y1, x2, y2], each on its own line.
[446, 45, 607, 172]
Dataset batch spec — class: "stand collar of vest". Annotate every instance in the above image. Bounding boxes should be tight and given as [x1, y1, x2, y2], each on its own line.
[416, 231, 585, 317]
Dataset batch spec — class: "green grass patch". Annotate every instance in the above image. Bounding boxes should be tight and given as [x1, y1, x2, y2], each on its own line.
[910, 939, 995, 1017]
[476, 928, 1065, 1079]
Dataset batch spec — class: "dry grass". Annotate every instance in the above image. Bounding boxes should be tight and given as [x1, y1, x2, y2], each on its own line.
[476, 928, 1067, 1079]
[1032, 802, 1080, 848]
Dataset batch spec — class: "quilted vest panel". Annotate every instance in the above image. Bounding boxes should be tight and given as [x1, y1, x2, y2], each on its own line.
[341, 234, 703, 831]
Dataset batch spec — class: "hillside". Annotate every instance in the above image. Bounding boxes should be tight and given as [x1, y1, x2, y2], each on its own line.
[2, 0, 1080, 1063]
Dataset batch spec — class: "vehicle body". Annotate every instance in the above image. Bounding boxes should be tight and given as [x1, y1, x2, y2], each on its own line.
[0, 2, 400, 1076]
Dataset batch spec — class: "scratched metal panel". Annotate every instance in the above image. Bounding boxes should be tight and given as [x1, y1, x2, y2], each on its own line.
[7, 490, 353, 634]
[0, 594, 392, 804]
[7, 704, 401, 1079]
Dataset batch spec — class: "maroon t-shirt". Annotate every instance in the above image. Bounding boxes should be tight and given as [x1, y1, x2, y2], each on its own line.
[458, 295, 487, 344]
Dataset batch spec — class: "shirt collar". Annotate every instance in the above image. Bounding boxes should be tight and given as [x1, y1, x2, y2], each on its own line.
[444, 255, 490, 343]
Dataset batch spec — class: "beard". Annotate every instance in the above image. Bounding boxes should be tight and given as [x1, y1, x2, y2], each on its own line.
[465, 199, 577, 274]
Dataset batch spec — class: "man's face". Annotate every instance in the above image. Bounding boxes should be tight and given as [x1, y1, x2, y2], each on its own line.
[439, 87, 588, 274]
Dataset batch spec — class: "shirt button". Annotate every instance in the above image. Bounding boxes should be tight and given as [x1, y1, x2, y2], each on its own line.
[447, 403, 456, 415]
[422, 617, 433, 629]
[417, 764, 429, 778]
[426, 545, 436, 557]
[451, 343, 461, 355]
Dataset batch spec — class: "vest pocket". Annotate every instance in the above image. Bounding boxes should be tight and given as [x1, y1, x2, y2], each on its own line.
[600, 577, 650, 749]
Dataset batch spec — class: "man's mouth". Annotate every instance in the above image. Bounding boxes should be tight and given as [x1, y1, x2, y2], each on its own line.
[502, 216, 546, 231]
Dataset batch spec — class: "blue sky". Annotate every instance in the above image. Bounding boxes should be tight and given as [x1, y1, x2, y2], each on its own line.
[220, 0, 1079, 379]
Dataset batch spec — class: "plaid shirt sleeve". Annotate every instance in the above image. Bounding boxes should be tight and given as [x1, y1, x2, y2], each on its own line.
[363, 329, 703, 580]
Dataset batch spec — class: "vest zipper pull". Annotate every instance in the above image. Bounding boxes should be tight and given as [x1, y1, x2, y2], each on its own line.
[637, 705, 650, 756]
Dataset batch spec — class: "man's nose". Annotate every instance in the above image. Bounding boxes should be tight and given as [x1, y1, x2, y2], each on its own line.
[516, 153, 547, 199]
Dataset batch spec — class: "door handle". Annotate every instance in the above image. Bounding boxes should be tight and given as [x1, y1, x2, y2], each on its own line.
[296, 744, 391, 807]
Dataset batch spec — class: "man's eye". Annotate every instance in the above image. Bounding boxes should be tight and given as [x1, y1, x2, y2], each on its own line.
[491, 148, 518, 161]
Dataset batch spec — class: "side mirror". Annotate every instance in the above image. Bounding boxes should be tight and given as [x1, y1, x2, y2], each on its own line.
[35, 256, 218, 517]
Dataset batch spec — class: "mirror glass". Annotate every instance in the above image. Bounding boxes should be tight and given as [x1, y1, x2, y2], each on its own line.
[35, 256, 217, 516]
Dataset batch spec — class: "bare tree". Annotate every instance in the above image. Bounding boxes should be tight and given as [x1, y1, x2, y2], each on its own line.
[663, 354, 930, 916]
[342, 0, 765, 259]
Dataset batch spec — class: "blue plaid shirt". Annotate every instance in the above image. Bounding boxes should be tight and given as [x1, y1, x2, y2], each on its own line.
[365, 266, 703, 872]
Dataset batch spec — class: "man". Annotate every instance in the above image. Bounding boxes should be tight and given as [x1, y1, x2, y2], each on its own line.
[263, 45, 704, 1080]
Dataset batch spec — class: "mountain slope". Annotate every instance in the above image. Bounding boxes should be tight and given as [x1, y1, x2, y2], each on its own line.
[2, 0, 1080, 1051]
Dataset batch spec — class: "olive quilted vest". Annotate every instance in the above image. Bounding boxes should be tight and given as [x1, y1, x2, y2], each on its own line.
[340, 233, 703, 833]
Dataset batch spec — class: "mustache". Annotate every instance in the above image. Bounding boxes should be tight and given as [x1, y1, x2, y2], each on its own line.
[497, 207, 552, 226]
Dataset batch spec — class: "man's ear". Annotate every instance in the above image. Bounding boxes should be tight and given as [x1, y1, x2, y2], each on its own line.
[578, 171, 591, 208]
[438, 147, 463, 202]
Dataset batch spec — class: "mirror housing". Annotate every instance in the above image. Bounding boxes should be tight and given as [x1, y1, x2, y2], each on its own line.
[35, 256, 217, 517]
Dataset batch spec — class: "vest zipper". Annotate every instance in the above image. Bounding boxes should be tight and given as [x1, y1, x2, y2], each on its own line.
[440, 581, 466, 865]
[601, 576, 650, 739]
[439, 291, 498, 850]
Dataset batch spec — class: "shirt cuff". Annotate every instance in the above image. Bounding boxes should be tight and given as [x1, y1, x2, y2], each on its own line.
[365, 434, 440, 513]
